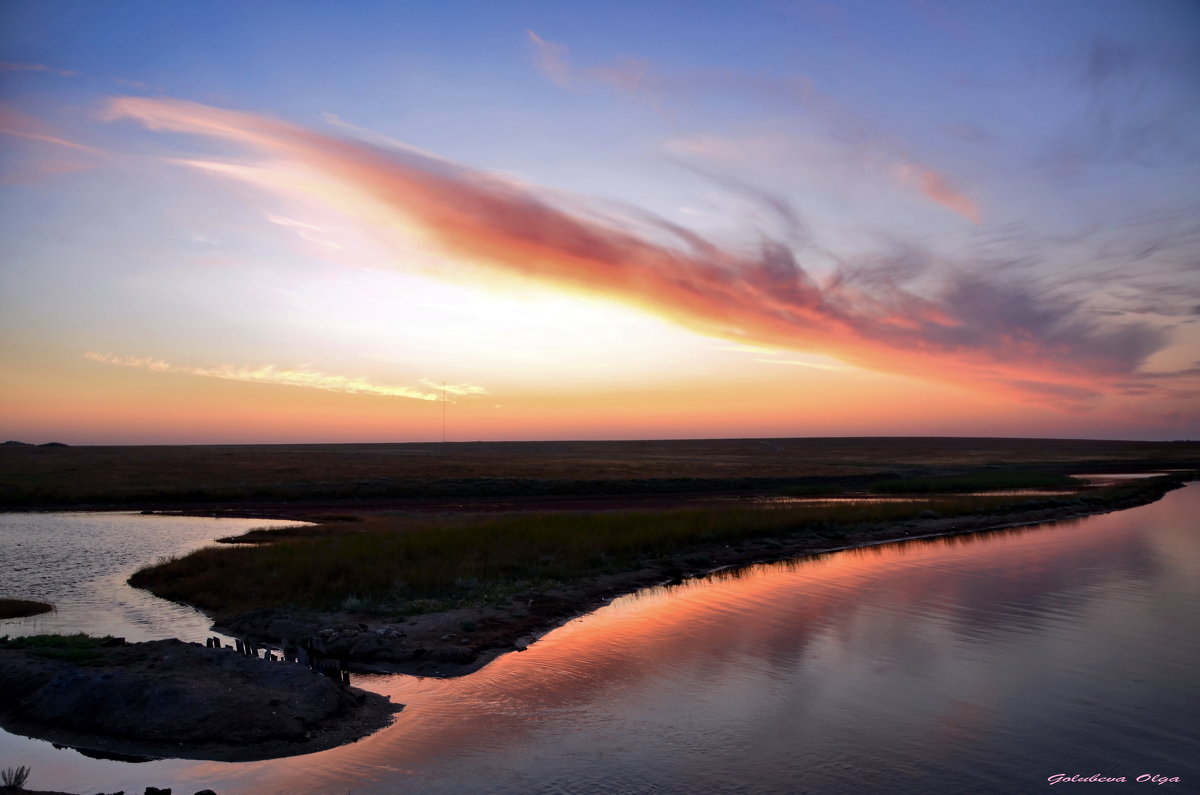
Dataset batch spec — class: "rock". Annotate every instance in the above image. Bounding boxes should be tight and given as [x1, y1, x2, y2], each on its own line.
[145, 788, 171, 795]
[194, 790, 218, 795]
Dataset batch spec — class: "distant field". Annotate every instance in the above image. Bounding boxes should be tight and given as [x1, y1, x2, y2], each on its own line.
[1, 437, 1197, 508]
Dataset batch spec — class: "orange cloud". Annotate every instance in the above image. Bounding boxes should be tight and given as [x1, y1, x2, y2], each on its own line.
[84, 352, 486, 402]
[105, 97, 1167, 409]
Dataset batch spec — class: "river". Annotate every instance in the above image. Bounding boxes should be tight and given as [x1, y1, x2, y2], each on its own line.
[1, 485, 1197, 793]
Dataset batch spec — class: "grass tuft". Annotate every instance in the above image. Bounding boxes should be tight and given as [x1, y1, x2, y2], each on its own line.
[1, 765, 31, 789]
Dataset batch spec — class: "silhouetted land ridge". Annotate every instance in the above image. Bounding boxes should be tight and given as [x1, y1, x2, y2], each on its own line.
[1, 437, 1196, 511]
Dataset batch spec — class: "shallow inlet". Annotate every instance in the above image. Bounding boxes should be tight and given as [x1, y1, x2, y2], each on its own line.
[1, 485, 1198, 793]
[0, 512, 311, 642]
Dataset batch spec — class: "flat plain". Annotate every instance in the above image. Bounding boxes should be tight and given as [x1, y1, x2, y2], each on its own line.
[3, 436, 1197, 510]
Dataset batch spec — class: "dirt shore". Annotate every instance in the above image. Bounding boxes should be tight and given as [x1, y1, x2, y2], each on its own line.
[0, 638, 402, 764]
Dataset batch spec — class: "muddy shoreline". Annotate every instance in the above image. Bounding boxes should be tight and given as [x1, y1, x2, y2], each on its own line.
[204, 478, 1189, 679]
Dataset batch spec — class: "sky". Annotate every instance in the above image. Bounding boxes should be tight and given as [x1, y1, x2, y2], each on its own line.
[1, 0, 1198, 444]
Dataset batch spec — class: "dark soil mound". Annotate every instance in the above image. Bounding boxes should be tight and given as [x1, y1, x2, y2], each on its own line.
[0, 638, 401, 761]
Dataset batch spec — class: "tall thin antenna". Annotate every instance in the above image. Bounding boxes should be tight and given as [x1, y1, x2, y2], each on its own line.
[442, 381, 447, 443]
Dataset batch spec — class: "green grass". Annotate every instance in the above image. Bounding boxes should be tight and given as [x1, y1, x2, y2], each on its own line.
[128, 481, 1176, 617]
[870, 470, 1078, 494]
[0, 633, 119, 663]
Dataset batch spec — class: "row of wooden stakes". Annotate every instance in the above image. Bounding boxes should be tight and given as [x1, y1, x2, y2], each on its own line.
[204, 635, 352, 685]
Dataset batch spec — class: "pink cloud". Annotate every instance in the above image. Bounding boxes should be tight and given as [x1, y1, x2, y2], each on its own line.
[105, 97, 1168, 409]
[0, 106, 101, 153]
[894, 160, 981, 223]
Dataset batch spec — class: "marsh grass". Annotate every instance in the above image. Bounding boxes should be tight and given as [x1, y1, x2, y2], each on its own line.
[128, 484, 1162, 617]
[870, 470, 1078, 493]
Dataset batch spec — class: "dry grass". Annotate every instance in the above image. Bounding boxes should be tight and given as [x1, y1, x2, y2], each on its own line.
[3, 437, 1195, 507]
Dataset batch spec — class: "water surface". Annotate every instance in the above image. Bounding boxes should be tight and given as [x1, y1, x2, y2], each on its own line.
[1, 488, 1197, 793]
[0, 512, 308, 641]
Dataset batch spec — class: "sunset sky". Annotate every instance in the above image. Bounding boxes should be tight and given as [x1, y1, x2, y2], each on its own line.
[2, 0, 1198, 444]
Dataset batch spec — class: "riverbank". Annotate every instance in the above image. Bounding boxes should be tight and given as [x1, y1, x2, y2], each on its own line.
[152, 474, 1189, 678]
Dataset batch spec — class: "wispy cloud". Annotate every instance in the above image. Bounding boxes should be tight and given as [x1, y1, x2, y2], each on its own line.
[0, 61, 76, 77]
[84, 352, 486, 402]
[893, 161, 980, 224]
[754, 358, 850, 372]
[418, 378, 488, 397]
[0, 105, 101, 153]
[714, 343, 779, 354]
[104, 97, 1178, 410]
[527, 31, 572, 88]
[265, 213, 345, 251]
[527, 31, 663, 108]
[528, 34, 980, 221]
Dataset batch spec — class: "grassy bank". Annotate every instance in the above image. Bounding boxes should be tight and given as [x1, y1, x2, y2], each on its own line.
[130, 475, 1185, 617]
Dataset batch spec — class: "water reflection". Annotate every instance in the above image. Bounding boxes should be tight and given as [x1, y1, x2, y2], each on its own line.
[2, 488, 1197, 793]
